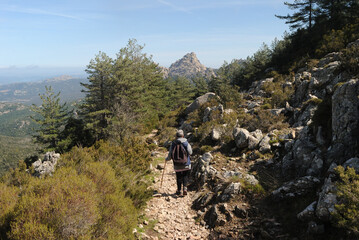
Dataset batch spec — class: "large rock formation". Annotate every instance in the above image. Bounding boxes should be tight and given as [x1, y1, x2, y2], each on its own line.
[161, 52, 216, 79]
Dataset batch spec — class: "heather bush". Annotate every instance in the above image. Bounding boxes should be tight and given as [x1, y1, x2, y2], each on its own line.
[340, 44, 359, 75]
[1, 161, 32, 188]
[0, 183, 19, 239]
[238, 109, 288, 133]
[261, 73, 293, 108]
[9, 168, 100, 240]
[61, 139, 152, 208]
[333, 166, 359, 235]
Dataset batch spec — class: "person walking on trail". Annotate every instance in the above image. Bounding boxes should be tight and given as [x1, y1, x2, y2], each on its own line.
[166, 129, 192, 196]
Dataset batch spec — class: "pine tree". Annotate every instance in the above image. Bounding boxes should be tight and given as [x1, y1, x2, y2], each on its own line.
[166, 76, 195, 108]
[276, 0, 318, 30]
[112, 39, 167, 132]
[81, 52, 114, 139]
[192, 75, 209, 98]
[30, 86, 69, 152]
[316, 0, 359, 29]
[81, 39, 168, 139]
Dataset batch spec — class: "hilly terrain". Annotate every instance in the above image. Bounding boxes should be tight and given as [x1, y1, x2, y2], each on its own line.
[0, 75, 87, 105]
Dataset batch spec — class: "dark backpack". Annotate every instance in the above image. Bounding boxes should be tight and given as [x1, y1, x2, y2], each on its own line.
[171, 140, 188, 165]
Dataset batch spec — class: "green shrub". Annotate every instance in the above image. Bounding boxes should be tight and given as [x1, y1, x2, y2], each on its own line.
[340, 44, 359, 75]
[333, 166, 359, 235]
[261, 103, 272, 110]
[82, 162, 137, 239]
[200, 145, 214, 154]
[303, 97, 323, 107]
[228, 176, 265, 196]
[1, 161, 32, 188]
[61, 139, 152, 209]
[316, 22, 359, 57]
[238, 109, 289, 133]
[9, 168, 100, 240]
[316, 29, 346, 56]
[156, 127, 176, 147]
[261, 73, 293, 108]
[0, 183, 19, 239]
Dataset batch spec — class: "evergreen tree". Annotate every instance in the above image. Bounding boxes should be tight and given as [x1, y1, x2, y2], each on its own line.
[208, 60, 242, 105]
[112, 39, 167, 132]
[316, 0, 359, 29]
[30, 86, 69, 152]
[232, 43, 271, 89]
[81, 52, 114, 139]
[81, 39, 168, 139]
[192, 75, 209, 98]
[166, 76, 195, 108]
[276, 0, 318, 30]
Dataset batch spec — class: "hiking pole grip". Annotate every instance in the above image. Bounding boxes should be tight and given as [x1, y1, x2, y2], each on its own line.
[160, 158, 167, 188]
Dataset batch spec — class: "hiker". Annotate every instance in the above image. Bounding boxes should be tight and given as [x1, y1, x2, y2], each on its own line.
[166, 129, 192, 196]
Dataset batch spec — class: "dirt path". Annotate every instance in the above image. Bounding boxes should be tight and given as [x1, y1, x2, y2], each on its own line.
[142, 151, 210, 240]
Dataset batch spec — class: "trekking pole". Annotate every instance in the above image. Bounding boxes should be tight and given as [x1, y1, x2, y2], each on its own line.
[160, 159, 167, 188]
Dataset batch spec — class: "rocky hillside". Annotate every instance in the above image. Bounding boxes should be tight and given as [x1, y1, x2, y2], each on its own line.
[161, 52, 216, 79]
[149, 39, 359, 239]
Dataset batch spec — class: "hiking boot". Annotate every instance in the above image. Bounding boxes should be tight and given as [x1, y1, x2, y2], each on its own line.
[176, 190, 181, 195]
[183, 187, 188, 196]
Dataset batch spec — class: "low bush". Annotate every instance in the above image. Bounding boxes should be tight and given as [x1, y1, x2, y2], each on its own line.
[261, 72, 293, 108]
[200, 145, 214, 154]
[0, 137, 153, 239]
[9, 168, 100, 240]
[238, 109, 289, 133]
[0, 183, 19, 239]
[340, 44, 359, 76]
[333, 166, 359, 235]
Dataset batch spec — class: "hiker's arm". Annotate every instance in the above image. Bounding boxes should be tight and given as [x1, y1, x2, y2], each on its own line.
[187, 143, 192, 155]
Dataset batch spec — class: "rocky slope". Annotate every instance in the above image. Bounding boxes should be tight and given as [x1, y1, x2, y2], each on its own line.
[149, 39, 359, 239]
[161, 52, 216, 79]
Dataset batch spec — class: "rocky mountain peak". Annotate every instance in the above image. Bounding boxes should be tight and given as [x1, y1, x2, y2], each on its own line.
[161, 52, 216, 79]
[181, 52, 201, 64]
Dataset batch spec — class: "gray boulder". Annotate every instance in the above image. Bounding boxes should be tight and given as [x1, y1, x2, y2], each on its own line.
[180, 122, 193, 134]
[316, 177, 337, 221]
[233, 128, 251, 148]
[191, 153, 216, 185]
[247, 129, 263, 150]
[184, 92, 217, 116]
[259, 135, 271, 153]
[271, 176, 320, 201]
[211, 128, 222, 141]
[331, 79, 359, 163]
[343, 157, 359, 172]
[32, 152, 60, 178]
[205, 205, 226, 227]
[297, 201, 317, 221]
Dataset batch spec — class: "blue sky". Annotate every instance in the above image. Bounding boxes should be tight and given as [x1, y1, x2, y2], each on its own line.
[0, 0, 290, 82]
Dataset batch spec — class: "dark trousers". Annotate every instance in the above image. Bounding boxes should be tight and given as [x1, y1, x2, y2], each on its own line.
[176, 170, 190, 191]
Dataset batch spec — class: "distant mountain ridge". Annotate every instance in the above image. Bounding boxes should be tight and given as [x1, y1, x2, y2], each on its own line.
[0, 75, 88, 105]
[161, 52, 216, 79]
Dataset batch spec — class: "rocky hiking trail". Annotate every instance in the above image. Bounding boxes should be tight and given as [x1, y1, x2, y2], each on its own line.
[139, 149, 210, 240]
